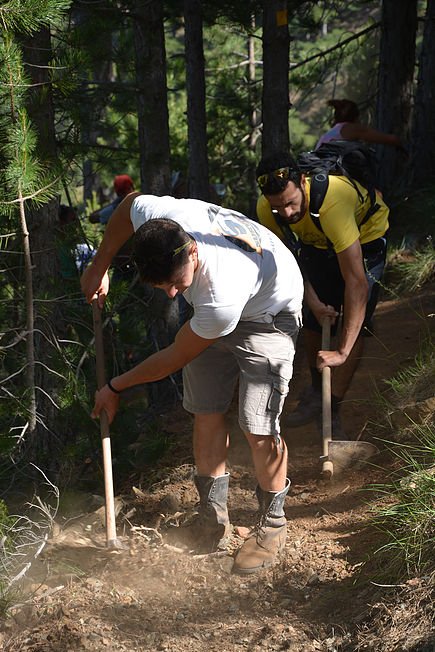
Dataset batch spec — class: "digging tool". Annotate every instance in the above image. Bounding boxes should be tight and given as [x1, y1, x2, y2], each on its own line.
[320, 317, 379, 479]
[92, 298, 121, 548]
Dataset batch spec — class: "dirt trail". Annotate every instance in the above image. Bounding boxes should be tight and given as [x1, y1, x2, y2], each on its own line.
[1, 285, 434, 652]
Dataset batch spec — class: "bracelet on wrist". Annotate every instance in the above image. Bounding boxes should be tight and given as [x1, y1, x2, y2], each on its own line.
[107, 379, 122, 394]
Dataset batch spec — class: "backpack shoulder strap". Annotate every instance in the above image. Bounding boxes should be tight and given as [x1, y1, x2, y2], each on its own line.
[309, 172, 379, 238]
[309, 172, 335, 250]
[308, 172, 329, 232]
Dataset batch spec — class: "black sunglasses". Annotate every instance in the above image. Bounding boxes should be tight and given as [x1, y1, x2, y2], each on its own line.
[256, 166, 297, 189]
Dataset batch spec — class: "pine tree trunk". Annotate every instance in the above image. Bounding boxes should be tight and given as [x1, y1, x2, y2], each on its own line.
[411, 0, 435, 189]
[376, 0, 417, 198]
[133, 0, 171, 195]
[132, 0, 179, 406]
[261, 0, 290, 156]
[184, 0, 210, 201]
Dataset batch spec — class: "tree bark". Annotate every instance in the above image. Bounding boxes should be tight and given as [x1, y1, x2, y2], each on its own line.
[260, 0, 290, 157]
[132, 0, 179, 404]
[184, 0, 210, 201]
[133, 0, 171, 195]
[411, 0, 435, 189]
[376, 0, 417, 198]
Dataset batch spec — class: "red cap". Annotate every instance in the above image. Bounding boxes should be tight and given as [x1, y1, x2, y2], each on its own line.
[114, 174, 134, 196]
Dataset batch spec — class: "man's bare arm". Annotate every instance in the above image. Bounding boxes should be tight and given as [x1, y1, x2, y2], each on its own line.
[340, 122, 403, 148]
[91, 321, 216, 423]
[81, 191, 140, 305]
[317, 239, 368, 369]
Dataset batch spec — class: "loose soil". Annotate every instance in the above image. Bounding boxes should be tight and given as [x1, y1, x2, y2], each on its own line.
[1, 285, 434, 652]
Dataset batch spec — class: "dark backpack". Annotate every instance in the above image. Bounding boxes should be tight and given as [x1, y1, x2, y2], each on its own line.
[296, 140, 381, 242]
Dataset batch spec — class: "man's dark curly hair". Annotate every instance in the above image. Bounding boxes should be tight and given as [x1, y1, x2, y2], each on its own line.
[255, 151, 302, 195]
[133, 218, 193, 284]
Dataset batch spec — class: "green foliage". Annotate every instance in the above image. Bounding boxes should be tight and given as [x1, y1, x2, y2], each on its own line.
[386, 245, 435, 295]
[0, 0, 98, 475]
[289, 3, 381, 153]
[0, 0, 71, 35]
[367, 335, 435, 579]
[50, 0, 140, 197]
[383, 338, 435, 407]
[0, 25, 60, 215]
[22, 0, 388, 215]
[371, 423, 435, 577]
[381, 186, 435, 296]
[368, 338, 434, 450]
[165, 2, 386, 211]
[0, 498, 14, 538]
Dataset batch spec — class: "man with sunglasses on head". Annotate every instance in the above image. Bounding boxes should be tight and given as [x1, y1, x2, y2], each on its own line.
[255, 151, 389, 439]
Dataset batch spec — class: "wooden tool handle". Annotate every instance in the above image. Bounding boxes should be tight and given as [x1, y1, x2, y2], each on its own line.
[92, 299, 118, 547]
[321, 317, 334, 477]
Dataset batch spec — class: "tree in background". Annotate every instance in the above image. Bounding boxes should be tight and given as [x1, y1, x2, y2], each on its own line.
[125, 0, 180, 395]
[411, 0, 435, 190]
[260, 0, 290, 157]
[70, 1, 120, 204]
[184, 0, 210, 200]
[45, 1, 435, 212]
[133, 0, 171, 194]
[376, 0, 417, 199]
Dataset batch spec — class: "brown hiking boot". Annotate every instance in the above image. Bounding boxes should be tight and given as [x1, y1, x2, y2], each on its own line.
[232, 479, 290, 575]
[175, 473, 231, 553]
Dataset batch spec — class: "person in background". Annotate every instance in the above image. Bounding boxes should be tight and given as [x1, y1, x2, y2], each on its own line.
[89, 174, 135, 225]
[316, 98, 406, 152]
[88, 215, 304, 575]
[256, 151, 389, 440]
[89, 175, 136, 281]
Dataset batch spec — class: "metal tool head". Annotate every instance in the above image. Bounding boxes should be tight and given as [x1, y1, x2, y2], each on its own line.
[324, 440, 380, 474]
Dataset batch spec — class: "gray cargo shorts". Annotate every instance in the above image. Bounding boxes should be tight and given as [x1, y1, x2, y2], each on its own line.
[182, 310, 302, 438]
